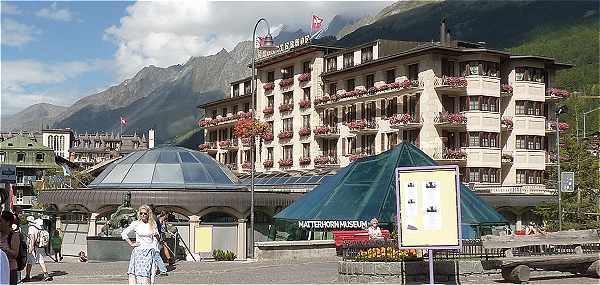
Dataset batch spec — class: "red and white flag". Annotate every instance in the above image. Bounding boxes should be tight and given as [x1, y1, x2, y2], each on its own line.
[255, 36, 265, 48]
[120, 116, 128, 127]
[312, 15, 324, 31]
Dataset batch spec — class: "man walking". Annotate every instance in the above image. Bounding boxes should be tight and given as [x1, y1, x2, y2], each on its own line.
[21, 217, 52, 282]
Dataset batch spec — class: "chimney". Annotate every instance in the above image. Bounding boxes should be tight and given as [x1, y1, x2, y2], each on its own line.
[446, 29, 452, 45]
[440, 19, 447, 44]
[148, 129, 155, 149]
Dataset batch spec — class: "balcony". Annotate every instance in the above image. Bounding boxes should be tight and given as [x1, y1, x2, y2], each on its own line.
[279, 103, 293, 114]
[277, 131, 294, 141]
[501, 152, 514, 165]
[314, 155, 339, 168]
[314, 80, 423, 109]
[433, 147, 467, 165]
[226, 163, 238, 172]
[262, 133, 274, 143]
[501, 117, 513, 132]
[262, 106, 274, 117]
[433, 112, 467, 130]
[219, 139, 239, 150]
[278, 78, 294, 89]
[348, 150, 375, 162]
[434, 76, 467, 94]
[298, 73, 311, 84]
[471, 184, 554, 195]
[500, 84, 513, 97]
[16, 176, 36, 187]
[388, 113, 422, 130]
[241, 161, 252, 171]
[298, 127, 311, 138]
[198, 111, 253, 128]
[241, 137, 252, 147]
[299, 157, 311, 166]
[313, 126, 340, 139]
[348, 120, 378, 134]
[545, 88, 571, 101]
[545, 121, 570, 134]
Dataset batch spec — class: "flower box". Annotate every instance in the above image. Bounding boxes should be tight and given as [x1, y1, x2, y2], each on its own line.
[218, 140, 231, 147]
[262, 133, 274, 142]
[348, 120, 367, 130]
[349, 154, 365, 162]
[263, 82, 274, 91]
[263, 160, 273, 168]
[442, 76, 468, 88]
[279, 78, 294, 88]
[241, 137, 252, 146]
[551, 122, 570, 130]
[299, 157, 311, 165]
[198, 143, 209, 151]
[389, 113, 413, 126]
[501, 153, 513, 163]
[546, 88, 571, 98]
[314, 95, 330, 105]
[242, 161, 252, 169]
[298, 73, 311, 82]
[437, 112, 467, 124]
[278, 159, 293, 167]
[445, 148, 467, 159]
[298, 127, 311, 137]
[501, 84, 513, 94]
[198, 119, 211, 127]
[279, 103, 293, 113]
[314, 126, 330, 135]
[298, 99, 311, 109]
[278, 131, 293, 140]
[501, 117, 513, 129]
[263, 106, 274, 115]
[401, 79, 412, 89]
[233, 118, 268, 139]
[314, 155, 330, 165]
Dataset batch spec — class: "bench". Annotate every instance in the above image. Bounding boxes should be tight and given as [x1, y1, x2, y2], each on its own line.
[332, 230, 390, 255]
[481, 229, 600, 283]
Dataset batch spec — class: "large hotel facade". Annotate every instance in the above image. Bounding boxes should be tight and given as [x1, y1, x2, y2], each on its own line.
[198, 27, 571, 226]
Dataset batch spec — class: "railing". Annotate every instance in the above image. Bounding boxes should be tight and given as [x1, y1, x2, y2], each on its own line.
[314, 80, 423, 107]
[434, 111, 467, 125]
[225, 163, 238, 171]
[314, 126, 340, 136]
[434, 76, 468, 89]
[347, 120, 378, 131]
[471, 184, 554, 195]
[433, 147, 467, 160]
[314, 155, 339, 166]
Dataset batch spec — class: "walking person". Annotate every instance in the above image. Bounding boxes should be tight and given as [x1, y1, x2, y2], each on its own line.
[0, 211, 20, 285]
[153, 213, 168, 276]
[122, 205, 159, 285]
[50, 230, 63, 262]
[22, 217, 52, 282]
[368, 218, 383, 240]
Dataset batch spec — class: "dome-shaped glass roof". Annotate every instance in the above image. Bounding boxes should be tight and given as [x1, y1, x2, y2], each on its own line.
[89, 146, 241, 189]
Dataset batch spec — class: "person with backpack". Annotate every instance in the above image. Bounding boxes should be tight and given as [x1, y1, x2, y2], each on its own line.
[1, 211, 20, 285]
[22, 216, 52, 282]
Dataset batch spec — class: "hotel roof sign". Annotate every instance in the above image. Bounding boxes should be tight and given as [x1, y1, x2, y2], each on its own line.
[257, 34, 312, 60]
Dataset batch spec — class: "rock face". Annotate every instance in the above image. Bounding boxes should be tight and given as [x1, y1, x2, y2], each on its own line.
[1, 103, 67, 131]
[52, 41, 253, 143]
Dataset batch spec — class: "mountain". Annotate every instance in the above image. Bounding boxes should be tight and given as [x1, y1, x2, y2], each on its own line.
[53, 41, 254, 143]
[1, 103, 67, 131]
[274, 26, 307, 44]
[319, 15, 359, 38]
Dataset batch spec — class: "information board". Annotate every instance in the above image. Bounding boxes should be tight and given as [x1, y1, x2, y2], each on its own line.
[395, 165, 461, 249]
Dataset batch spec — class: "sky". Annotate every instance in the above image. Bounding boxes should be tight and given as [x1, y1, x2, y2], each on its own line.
[1, 0, 392, 116]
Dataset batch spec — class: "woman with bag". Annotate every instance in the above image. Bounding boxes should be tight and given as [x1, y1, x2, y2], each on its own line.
[122, 205, 159, 284]
[0, 211, 19, 285]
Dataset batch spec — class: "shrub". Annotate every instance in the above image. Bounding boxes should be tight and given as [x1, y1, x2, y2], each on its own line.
[212, 249, 237, 261]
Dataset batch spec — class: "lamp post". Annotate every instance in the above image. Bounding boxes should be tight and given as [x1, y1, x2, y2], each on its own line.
[250, 18, 277, 259]
[555, 105, 567, 230]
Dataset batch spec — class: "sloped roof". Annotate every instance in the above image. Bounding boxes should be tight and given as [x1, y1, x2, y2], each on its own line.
[0, 135, 51, 151]
[274, 143, 507, 226]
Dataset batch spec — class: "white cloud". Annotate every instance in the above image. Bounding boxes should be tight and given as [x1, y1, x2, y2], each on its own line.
[1, 18, 40, 47]
[105, 0, 390, 79]
[1, 2, 21, 15]
[35, 2, 76, 22]
[0, 59, 109, 115]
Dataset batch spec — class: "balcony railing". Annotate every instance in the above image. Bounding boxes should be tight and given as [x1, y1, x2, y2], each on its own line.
[471, 184, 554, 195]
[434, 112, 467, 129]
[434, 76, 467, 93]
[198, 111, 253, 127]
[347, 120, 378, 133]
[545, 88, 571, 100]
[314, 80, 422, 108]
[314, 155, 339, 167]
[389, 113, 422, 129]
[313, 126, 340, 137]
[219, 139, 239, 149]
[433, 147, 467, 162]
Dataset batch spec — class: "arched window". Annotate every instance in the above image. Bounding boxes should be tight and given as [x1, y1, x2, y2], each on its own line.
[48, 135, 54, 150]
[59, 136, 65, 152]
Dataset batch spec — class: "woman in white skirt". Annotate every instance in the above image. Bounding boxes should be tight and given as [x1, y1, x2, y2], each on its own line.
[122, 205, 159, 284]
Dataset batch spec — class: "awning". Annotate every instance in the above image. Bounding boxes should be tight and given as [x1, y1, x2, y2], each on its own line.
[274, 143, 507, 226]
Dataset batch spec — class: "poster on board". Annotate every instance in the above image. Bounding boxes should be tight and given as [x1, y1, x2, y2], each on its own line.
[395, 165, 461, 249]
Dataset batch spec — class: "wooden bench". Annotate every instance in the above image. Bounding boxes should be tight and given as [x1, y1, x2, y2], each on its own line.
[332, 230, 391, 254]
[482, 229, 600, 283]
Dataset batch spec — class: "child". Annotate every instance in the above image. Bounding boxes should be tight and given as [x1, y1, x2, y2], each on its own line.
[51, 229, 63, 262]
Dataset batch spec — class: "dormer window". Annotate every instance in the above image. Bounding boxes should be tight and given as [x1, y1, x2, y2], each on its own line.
[343, 53, 354, 68]
[17, 153, 25, 162]
[302, 61, 311, 73]
[361, 47, 373, 63]
[0, 152, 5, 162]
[36, 153, 44, 162]
[346, 78, 355, 91]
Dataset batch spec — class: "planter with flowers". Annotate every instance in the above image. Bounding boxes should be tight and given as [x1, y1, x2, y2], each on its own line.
[314, 95, 330, 106]
[233, 118, 268, 139]
[298, 127, 311, 137]
[444, 148, 467, 160]
[501, 117, 513, 130]
[298, 99, 311, 109]
[242, 161, 252, 170]
[551, 122, 570, 131]
[198, 119, 211, 127]
[278, 131, 293, 140]
[263, 160, 273, 168]
[501, 153, 514, 163]
[263, 82, 274, 91]
[314, 126, 330, 135]
[279, 103, 293, 113]
[298, 73, 311, 83]
[278, 159, 293, 167]
[347, 120, 367, 130]
[198, 143, 209, 151]
[263, 106, 274, 116]
[262, 133, 274, 142]
[218, 140, 231, 148]
[279, 78, 294, 88]
[314, 155, 331, 165]
[389, 113, 413, 126]
[241, 137, 252, 147]
[546, 88, 570, 99]
[501, 84, 513, 94]
[299, 157, 311, 165]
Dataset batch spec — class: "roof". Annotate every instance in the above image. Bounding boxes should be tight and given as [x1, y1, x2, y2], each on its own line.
[254, 44, 341, 68]
[0, 135, 52, 151]
[89, 146, 242, 190]
[197, 94, 251, 109]
[229, 76, 253, 86]
[274, 143, 507, 227]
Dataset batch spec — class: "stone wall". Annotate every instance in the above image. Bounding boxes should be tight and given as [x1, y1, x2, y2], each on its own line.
[255, 240, 336, 261]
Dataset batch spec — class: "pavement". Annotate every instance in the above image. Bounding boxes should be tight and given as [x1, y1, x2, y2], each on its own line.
[21, 257, 598, 284]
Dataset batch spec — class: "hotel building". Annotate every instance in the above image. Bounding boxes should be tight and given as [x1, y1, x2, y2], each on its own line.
[198, 26, 572, 229]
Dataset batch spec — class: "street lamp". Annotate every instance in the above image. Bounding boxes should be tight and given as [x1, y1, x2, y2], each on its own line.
[250, 18, 277, 259]
[555, 105, 567, 230]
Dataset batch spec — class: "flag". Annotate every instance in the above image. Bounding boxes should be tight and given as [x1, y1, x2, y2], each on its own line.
[312, 15, 324, 31]
[120, 116, 128, 127]
[255, 36, 265, 48]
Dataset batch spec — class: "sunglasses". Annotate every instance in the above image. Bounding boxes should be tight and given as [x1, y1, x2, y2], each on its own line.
[140, 212, 149, 216]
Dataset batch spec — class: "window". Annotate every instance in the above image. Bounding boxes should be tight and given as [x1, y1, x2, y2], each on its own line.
[516, 101, 526, 115]
[283, 145, 293, 160]
[0, 152, 4, 162]
[267, 71, 275, 82]
[460, 61, 499, 77]
[347, 137, 356, 154]
[282, 66, 294, 79]
[36, 153, 44, 162]
[17, 153, 25, 162]
[516, 170, 526, 184]
[386, 69, 396, 84]
[490, 133, 498, 148]
[244, 103, 250, 112]
[469, 97, 478, 111]
[222, 107, 227, 116]
[303, 87, 311, 101]
[283, 91, 293, 105]
[365, 74, 375, 89]
[346, 78, 355, 91]
[283, 118, 293, 132]
[408, 64, 419, 80]
[469, 132, 480, 147]
[267, 97, 274, 107]
[489, 98, 498, 112]
[329, 83, 337, 95]
[442, 59, 456, 77]
[343, 52, 354, 68]
[480, 133, 489, 147]
[467, 168, 499, 183]
[516, 135, 544, 150]
[302, 115, 310, 128]
[326, 57, 337, 72]
[244, 81, 251, 95]
[515, 67, 545, 83]
[267, 147, 273, 160]
[302, 143, 310, 157]
[535, 136, 542, 150]
[302, 61, 311, 73]
[233, 85, 240, 97]
[469, 168, 479, 182]
[361, 46, 373, 63]
[481, 97, 489, 111]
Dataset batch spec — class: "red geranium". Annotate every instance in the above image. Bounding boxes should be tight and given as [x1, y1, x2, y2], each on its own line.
[501, 84, 513, 93]
[278, 131, 293, 140]
[314, 126, 330, 135]
[198, 143, 208, 151]
[263, 106, 274, 115]
[546, 88, 571, 98]
[278, 159, 293, 167]
[279, 103, 293, 113]
[298, 127, 311, 137]
[263, 160, 273, 168]
[299, 157, 311, 165]
[298, 73, 311, 82]
[233, 118, 269, 139]
[298, 99, 311, 109]
[443, 76, 467, 87]
[314, 155, 330, 165]
[263, 82, 274, 91]
[279, 78, 294, 88]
